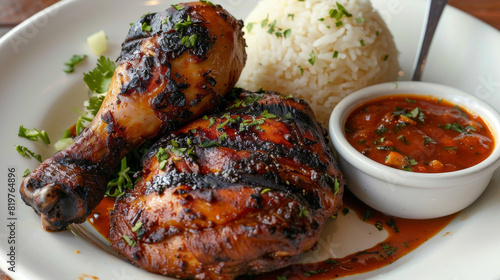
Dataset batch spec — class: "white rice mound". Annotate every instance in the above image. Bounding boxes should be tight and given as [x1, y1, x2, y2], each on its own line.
[236, 0, 399, 125]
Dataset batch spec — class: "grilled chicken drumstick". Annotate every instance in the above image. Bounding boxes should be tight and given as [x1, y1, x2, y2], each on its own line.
[110, 89, 345, 279]
[20, 2, 246, 231]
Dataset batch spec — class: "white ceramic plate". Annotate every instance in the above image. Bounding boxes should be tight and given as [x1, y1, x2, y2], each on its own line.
[1, 0, 499, 279]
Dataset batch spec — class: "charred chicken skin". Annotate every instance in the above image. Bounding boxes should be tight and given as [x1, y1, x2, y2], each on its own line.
[19, 2, 246, 231]
[110, 89, 345, 279]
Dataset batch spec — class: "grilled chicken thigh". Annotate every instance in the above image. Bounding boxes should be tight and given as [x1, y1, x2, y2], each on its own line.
[20, 2, 246, 231]
[110, 89, 345, 279]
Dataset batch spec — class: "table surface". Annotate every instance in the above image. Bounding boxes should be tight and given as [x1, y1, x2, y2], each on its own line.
[0, 0, 499, 279]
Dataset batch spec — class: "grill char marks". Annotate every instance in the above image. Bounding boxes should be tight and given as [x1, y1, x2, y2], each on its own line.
[110, 89, 345, 279]
[19, 2, 246, 231]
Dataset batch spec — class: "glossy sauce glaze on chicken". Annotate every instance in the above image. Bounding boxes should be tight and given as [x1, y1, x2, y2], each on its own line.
[19, 2, 246, 231]
[110, 89, 345, 279]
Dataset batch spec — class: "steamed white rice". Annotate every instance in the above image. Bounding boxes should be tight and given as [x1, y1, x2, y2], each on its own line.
[236, 0, 399, 125]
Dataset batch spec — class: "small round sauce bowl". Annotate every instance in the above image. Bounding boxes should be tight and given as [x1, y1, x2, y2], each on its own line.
[329, 81, 500, 219]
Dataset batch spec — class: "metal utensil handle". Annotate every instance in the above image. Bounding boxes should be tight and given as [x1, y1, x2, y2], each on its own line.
[411, 0, 448, 81]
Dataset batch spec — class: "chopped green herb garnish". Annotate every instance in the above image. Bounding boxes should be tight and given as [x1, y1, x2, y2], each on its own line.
[219, 132, 228, 141]
[181, 34, 198, 48]
[442, 146, 458, 150]
[381, 242, 397, 255]
[239, 117, 266, 132]
[342, 207, 349, 215]
[198, 140, 219, 148]
[15, 145, 42, 162]
[64, 54, 87, 73]
[261, 110, 277, 119]
[208, 117, 216, 128]
[383, 54, 389, 61]
[156, 147, 170, 170]
[299, 206, 309, 217]
[397, 135, 410, 145]
[408, 158, 418, 166]
[325, 258, 339, 265]
[261, 15, 269, 28]
[171, 139, 179, 147]
[375, 221, 384, 231]
[298, 65, 304, 75]
[333, 50, 339, 58]
[187, 146, 196, 159]
[333, 178, 340, 195]
[174, 15, 193, 32]
[122, 235, 136, 247]
[131, 221, 143, 232]
[329, 2, 352, 20]
[23, 169, 31, 177]
[308, 50, 316, 65]
[386, 218, 400, 233]
[441, 122, 471, 134]
[356, 17, 365, 23]
[199, 0, 214, 5]
[374, 137, 386, 145]
[171, 4, 183, 10]
[246, 22, 254, 32]
[405, 97, 417, 103]
[375, 124, 389, 135]
[169, 145, 187, 157]
[267, 19, 277, 34]
[18, 125, 50, 144]
[287, 14, 295, 20]
[141, 22, 152, 32]
[423, 136, 437, 145]
[360, 39, 366, 47]
[261, 188, 271, 194]
[105, 157, 134, 197]
[283, 28, 292, 38]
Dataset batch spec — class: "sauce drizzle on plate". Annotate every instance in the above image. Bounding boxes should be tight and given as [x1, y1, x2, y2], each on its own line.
[89, 191, 457, 279]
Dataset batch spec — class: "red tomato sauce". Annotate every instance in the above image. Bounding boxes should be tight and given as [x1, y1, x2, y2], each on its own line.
[344, 95, 495, 173]
[89, 191, 456, 279]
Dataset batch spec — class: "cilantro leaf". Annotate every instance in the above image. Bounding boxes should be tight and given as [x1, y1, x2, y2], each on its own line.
[86, 93, 106, 117]
[83, 56, 116, 93]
